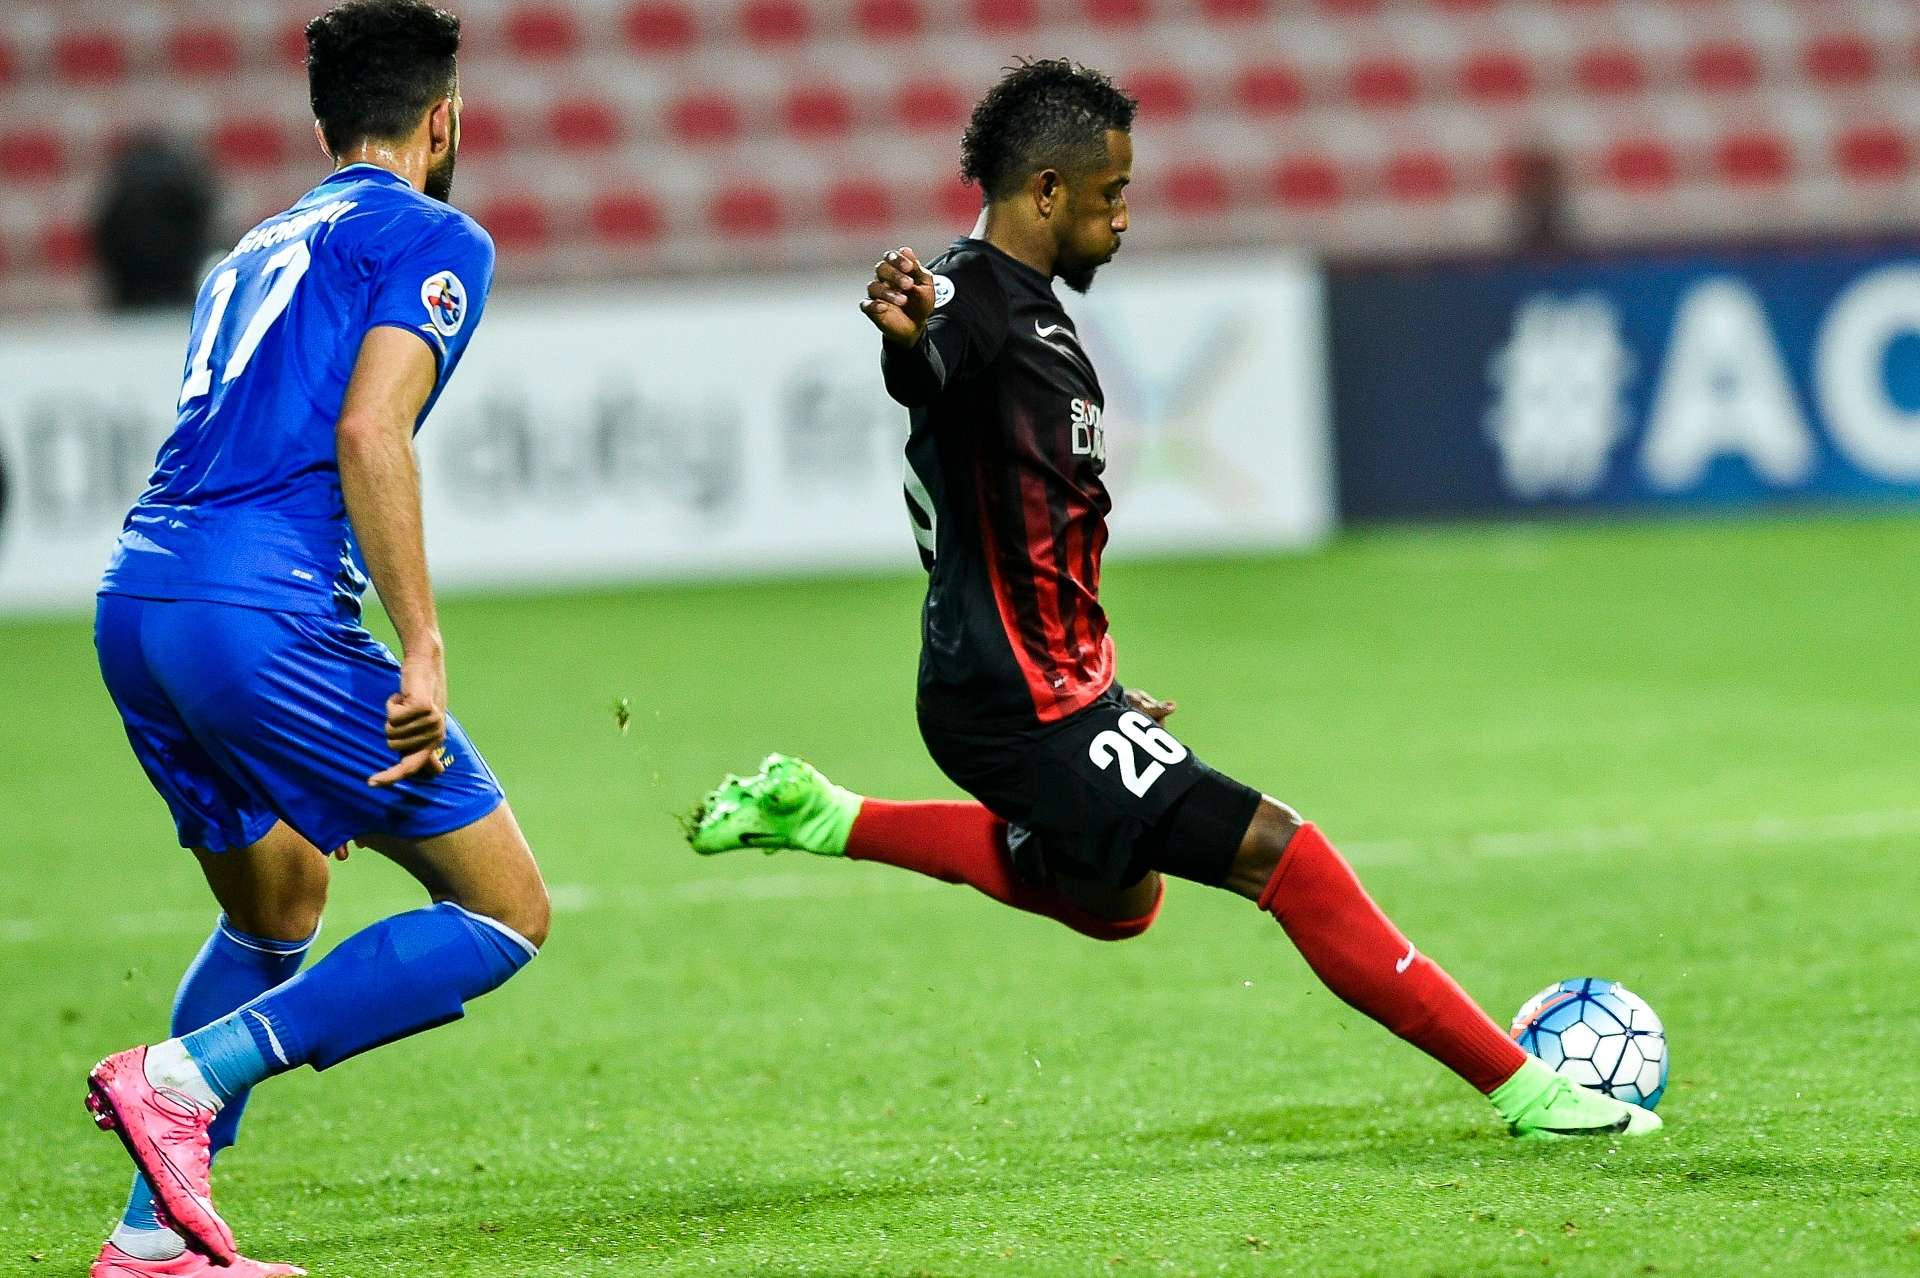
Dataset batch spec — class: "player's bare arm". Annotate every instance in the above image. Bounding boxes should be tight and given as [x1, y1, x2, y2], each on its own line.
[859, 248, 935, 347]
[336, 325, 448, 787]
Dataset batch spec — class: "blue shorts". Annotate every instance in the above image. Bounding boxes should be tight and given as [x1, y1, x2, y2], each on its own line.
[95, 594, 505, 854]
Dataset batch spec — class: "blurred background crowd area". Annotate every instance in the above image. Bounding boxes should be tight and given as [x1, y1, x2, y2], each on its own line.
[2, 0, 1919, 313]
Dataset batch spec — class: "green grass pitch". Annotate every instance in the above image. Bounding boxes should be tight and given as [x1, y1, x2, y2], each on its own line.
[3, 515, 1918, 1277]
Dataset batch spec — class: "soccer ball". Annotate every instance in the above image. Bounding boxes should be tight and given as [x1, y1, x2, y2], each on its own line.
[1509, 978, 1669, 1110]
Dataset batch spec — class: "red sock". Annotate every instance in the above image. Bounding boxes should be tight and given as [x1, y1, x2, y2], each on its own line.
[1261, 823, 1526, 1093]
[846, 800, 1160, 941]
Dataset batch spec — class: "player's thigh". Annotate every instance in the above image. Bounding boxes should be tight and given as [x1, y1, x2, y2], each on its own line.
[192, 821, 332, 942]
[356, 802, 550, 949]
[1055, 869, 1163, 921]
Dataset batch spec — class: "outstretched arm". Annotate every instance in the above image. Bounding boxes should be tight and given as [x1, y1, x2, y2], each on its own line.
[336, 325, 447, 787]
[863, 247, 962, 407]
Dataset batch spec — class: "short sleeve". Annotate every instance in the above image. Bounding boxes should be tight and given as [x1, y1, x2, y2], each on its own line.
[363, 213, 495, 379]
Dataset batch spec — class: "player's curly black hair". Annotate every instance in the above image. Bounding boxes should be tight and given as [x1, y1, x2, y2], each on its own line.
[960, 59, 1138, 201]
[306, 0, 461, 155]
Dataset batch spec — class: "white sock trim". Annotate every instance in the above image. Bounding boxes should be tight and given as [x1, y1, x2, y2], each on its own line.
[109, 1223, 186, 1261]
[217, 913, 320, 955]
[443, 901, 539, 960]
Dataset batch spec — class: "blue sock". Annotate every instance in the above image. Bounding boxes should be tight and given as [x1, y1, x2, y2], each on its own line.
[204, 901, 535, 1078]
[123, 917, 313, 1235]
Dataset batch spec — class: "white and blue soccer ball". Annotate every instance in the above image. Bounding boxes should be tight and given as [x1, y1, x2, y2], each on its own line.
[1510, 978, 1669, 1110]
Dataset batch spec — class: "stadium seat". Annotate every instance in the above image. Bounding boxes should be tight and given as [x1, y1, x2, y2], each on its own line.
[167, 23, 241, 79]
[712, 183, 784, 237]
[854, 0, 925, 42]
[505, 5, 582, 60]
[825, 176, 895, 230]
[458, 104, 510, 156]
[740, 0, 811, 46]
[622, 1, 698, 55]
[1685, 41, 1762, 94]
[0, 36, 16, 87]
[1199, 0, 1265, 17]
[212, 120, 291, 170]
[891, 81, 971, 133]
[1834, 125, 1909, 181]
[589, 189, 667, 244]
[782, 84, 857, 140]
[1604, 137, 1680, 192]
[1084, 0, 1153, 28]
[1164, 161, 1230, 215]
[1574, 46, 1649, 97]
[54, 30, 131, 84]
[1126, 68, 1196, 122]
[667, 90, 744, 145]
[1348, 57, 1421, 110]
[932, 175, 981, 225]
[1716, 130, 1791, 186]
[1233, 62, 1306, 116]
[548, 98, 622, 150]
[42, 221, 91, 272]
[1383, 150, 1453, 202]
[0, 129, 64, 183]
[276, 18, 311, 70]
[477, 194, 553, 251]
[1802, 34, 1877, 88]
[969, 0, 1040, 36]
[1269, 153, 1343, 208]
[1461, 51, 1534, 104]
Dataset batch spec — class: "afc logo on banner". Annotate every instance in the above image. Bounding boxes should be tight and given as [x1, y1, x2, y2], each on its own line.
[1070, 397, 1106, 467]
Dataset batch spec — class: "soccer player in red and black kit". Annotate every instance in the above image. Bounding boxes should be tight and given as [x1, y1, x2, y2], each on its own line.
[689, 59, 1659, 1141]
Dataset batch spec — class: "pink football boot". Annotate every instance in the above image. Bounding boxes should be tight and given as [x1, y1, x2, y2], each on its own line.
[86, 1048, 237, 1265]
[91, 1242, 306, 1278]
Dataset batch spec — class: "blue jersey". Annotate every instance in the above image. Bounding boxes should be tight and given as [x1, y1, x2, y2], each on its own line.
[100, 163, 493, 618]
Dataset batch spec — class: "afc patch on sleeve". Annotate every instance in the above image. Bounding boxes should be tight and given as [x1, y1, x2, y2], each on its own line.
[932, 273, 955, 310]
[420, 270, 468, 337]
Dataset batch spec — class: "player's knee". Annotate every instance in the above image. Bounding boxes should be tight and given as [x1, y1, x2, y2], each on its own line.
[231, 857, 330, 942]
[1222, 796, 1304, 902]
[476, 878, 549, 952]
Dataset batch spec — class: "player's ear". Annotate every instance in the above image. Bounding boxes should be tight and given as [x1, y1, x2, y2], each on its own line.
[427, 98, 454, 155]
[312, 120, 332, 162]
[1033, 169, 1062, 219]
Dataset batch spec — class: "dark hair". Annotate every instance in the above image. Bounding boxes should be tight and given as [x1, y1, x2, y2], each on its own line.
[960, 59, 1138, 201]
[307, 0, 461, 155]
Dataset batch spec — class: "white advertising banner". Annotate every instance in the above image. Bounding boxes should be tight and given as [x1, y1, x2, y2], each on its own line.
[0, 254, 1333, 613]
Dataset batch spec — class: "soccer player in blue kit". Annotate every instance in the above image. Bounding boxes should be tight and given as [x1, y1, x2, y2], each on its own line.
[83, 3, 549, 1274]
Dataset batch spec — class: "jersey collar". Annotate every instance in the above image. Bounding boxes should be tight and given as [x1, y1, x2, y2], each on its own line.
[321, 162, 412, 189]
[958, 237, 1054, 292]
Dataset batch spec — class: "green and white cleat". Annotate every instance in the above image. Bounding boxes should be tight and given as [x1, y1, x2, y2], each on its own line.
[1493, 1057, 1665, 1141]
[685, 753, 861, 857]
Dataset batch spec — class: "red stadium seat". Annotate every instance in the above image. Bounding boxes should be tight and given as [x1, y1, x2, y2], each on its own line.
[1084, 0, 1152, 27]
[1348, 57, 1420, 110]
[1164, 161, 1230, 215]
[0, 37, 16, 87]
[854, 0, 925, 42]
[1574, 46, 1648, 97]
[506, 5, 582, 59]
[54, 30, 130, 83]
[712, 183, 784, 237]
[212, 120, 290, 170]
[667, 90, 744, 145]
[549, 98, 621, 150]
[167, 23, 241, 78]
[1126, 68, 1195, 122]
[1715, 130, 1790, 186]
[1383, 149, 1452, 201]
[1269, 153, 1343, 208]
[933, 175, 981, 225]
[478, 195, 554, 251]
[969, 0, 1040, 35]
[740, 0, 810, 45]
[1834, 125, 1909, 181]
[1603, 137, 1678, 192]
[277, 18, 311, 70]
[1233, 62, 1306, 115]
[1199, 0, 1265, 17]
[782, 85, 856, 140]
[825, 176, 895, 231]
[891, 81, 970, 133]
[43, 222, 92, 273]
[622, 2, 697, 54]
[590, 189, 667, 243]
[0, 129, 64, 182]
[1685, 41, 1761, 93]
[1460, 51, 1533, 104]
[1802, 34, 1877, 88]
[458, 103, 509, 156]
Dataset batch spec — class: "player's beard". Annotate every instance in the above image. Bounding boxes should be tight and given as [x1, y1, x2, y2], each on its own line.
[425, 144, 457, 204]
[1059, 259, 1102, 294]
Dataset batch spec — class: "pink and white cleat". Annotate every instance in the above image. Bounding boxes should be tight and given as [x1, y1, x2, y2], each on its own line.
[91, 1242, 306, 1278]
[86, 1048, 237, 1266]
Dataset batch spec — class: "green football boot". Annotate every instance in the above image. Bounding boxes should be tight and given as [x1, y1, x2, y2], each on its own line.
[686, 753, 861, 857]
[1493, 1057, 1665, 1141]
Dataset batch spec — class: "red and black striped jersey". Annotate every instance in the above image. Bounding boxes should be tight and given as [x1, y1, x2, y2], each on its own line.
[882, 239, 1115, 730]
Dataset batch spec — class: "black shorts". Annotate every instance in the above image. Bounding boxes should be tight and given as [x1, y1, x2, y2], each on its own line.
[918, 684, 1263, 889]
